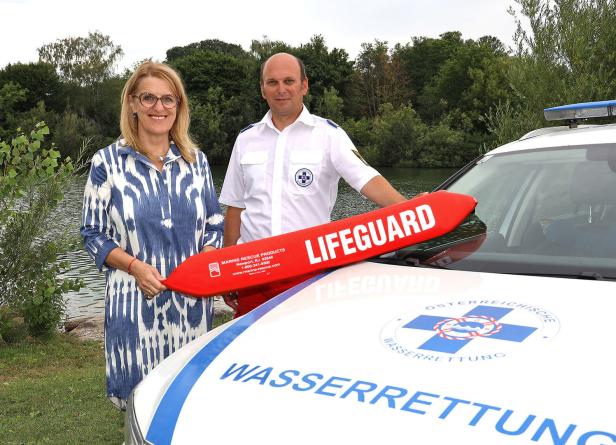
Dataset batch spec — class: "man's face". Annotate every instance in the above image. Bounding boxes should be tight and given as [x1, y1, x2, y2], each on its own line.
[260, 55, 308, 122]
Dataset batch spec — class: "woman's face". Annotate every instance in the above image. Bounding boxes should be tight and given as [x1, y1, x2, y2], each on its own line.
[130, 76, 178, 141]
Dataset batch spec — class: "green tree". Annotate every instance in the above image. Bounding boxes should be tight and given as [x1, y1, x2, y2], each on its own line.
[352, 40, 409, 118]
[315, 86, 344, 123]
[394, 31, 465, 105]
[169, 42, 263, 160]
[38, 31, 123, 86]
[0, 82, 27, 133]
[170, 48, 257, 105]
[418, 36, 511, 130]
[488, 0, 616, 143]
[344, 103, 427, 167]
[0, 123, 81, 337]
[295, 35, 354, 110]
[190, 88, 229, 163]
[371, 103, 427, 167]
[249, 35, 292, 62]
[416, 122, 466, 167]
[0, 62, 64, 113]
[167, 39, 248, 61]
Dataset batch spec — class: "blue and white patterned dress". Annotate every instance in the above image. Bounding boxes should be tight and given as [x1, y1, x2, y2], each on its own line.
[81, 141, 224, 401]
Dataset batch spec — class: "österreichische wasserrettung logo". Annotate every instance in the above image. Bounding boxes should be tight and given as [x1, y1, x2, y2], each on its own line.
[380, 300, 560, 363]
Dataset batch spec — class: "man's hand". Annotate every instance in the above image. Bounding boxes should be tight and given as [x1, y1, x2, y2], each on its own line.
[223, 291, 239, 311]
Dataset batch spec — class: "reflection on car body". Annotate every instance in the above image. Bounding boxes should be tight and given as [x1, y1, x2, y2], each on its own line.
[126, 101, 616, 445]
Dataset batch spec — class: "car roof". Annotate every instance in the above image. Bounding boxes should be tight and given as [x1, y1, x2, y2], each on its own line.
[486, 122, 616, 155]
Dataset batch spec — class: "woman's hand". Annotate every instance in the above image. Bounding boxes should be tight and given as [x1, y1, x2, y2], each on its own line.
[130, 260, 167, 299]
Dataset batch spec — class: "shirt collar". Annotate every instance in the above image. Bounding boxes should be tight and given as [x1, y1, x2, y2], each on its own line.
[261, 105, 317, 132]
[117, 139, 183, 165]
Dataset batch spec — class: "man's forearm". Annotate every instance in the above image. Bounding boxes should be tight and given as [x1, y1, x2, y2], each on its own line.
[360, 175, 406, 207]
[224, 206, 243, 247]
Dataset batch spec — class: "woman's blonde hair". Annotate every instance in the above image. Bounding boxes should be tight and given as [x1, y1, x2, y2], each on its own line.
[119, 61, 197, 163]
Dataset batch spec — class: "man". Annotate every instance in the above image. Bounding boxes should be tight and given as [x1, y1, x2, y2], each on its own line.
[219, 52, 406, 315]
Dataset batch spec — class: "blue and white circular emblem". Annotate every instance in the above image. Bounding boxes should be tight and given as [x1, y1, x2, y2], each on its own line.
[295, 168, 313, 187]
[380, 299, 560, 363]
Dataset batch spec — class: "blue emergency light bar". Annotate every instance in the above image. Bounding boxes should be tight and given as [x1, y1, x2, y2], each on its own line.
[544, 100, 616, 121]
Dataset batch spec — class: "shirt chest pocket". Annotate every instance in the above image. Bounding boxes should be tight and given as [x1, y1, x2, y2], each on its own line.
[288, 150, 323, 195]
[240, 150, 268, 195]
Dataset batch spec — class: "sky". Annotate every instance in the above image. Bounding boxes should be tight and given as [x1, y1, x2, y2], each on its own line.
[0, 0, 520, 71]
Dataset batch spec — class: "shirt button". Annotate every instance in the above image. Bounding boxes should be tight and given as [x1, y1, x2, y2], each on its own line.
[161, 218, 173, 228]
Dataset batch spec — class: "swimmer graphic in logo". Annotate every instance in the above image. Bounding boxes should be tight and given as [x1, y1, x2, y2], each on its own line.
[434, 315, 502, 341]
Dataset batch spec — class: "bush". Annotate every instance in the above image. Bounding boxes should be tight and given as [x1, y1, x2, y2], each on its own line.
[0, 305, 27, 344]
[0, 122, 82, 338]
[372, 103, 426, 167]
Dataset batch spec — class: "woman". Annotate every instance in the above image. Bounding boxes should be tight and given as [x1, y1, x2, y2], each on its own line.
[81, 61, 223, 410]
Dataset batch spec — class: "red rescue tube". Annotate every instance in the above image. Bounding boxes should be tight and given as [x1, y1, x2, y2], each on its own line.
[162, 191, 477, 297]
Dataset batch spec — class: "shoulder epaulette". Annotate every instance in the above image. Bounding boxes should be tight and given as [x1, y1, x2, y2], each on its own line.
[326, 119, 339, 129]
[239, 123, 255, 134]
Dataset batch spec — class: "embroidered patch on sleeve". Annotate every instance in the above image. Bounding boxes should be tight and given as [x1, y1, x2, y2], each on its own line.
[352, 149, 369, 166]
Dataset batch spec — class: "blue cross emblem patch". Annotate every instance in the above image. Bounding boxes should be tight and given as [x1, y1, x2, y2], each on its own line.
[295, 168, 313, 187]
[403, 305, 537, 354]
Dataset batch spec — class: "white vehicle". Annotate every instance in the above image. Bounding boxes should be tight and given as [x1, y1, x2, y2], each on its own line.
[126, 101, 616, 445]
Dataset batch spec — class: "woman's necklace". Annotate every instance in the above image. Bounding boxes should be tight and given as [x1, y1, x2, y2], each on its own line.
[148, 151, 167, 162]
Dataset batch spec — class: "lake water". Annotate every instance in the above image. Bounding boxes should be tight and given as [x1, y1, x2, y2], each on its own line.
[60, 166, 455, 319]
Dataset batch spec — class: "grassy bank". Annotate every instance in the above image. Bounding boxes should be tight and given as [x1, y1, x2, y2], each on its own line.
[0, 334, 124, 444]
[0, 312, 233, 444]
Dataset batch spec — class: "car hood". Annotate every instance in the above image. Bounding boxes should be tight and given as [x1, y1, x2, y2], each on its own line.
[135, 262, 616, 444]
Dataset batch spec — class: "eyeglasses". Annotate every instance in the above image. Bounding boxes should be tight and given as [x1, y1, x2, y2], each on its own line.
[132, 93, 179, 109]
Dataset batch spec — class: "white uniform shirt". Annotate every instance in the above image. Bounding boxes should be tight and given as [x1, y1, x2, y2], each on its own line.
[219, 107, 380, 243]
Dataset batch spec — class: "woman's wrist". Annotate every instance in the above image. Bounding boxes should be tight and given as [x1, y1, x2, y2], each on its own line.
[127, 257, 137, 275]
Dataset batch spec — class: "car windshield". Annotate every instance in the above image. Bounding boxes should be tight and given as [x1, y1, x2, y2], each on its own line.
[393, 144, 616, 280]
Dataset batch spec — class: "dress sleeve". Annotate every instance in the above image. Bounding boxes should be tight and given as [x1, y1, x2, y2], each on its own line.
[80, 151, 119, 271]
[200, 152, 224, 250]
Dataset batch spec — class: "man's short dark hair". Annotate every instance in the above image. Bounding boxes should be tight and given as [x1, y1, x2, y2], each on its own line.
[260, 54, 307, 83]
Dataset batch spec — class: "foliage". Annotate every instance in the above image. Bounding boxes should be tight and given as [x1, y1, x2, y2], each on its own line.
[345, 103, 427, 167]
[37, 31, 123, 86]
[249, 35, 292, 61]
[190, 90, 229, 163]
[0, 305, 27, 344]
[167, 39, 249, 61]
[372, 103, 427, 166]
[415, 121, 466, 167]
[341, 117, 379, 164]
[0, 123, 82, 337]
[395, 31, 465, 105]
[0, 82, 27, 135]
[314, 86, 344, 123]
[483, 100, 542, 148]
[48, 110, 106, 160]
[418, 36, 511, 129]
[352, 40, 410, 118]
[170, 46, 258, 106]
[10, 20, 616, 168]
[0, 62, 64, 113]
[487, 0, 616, 141]
[295, 35, 355, 110]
